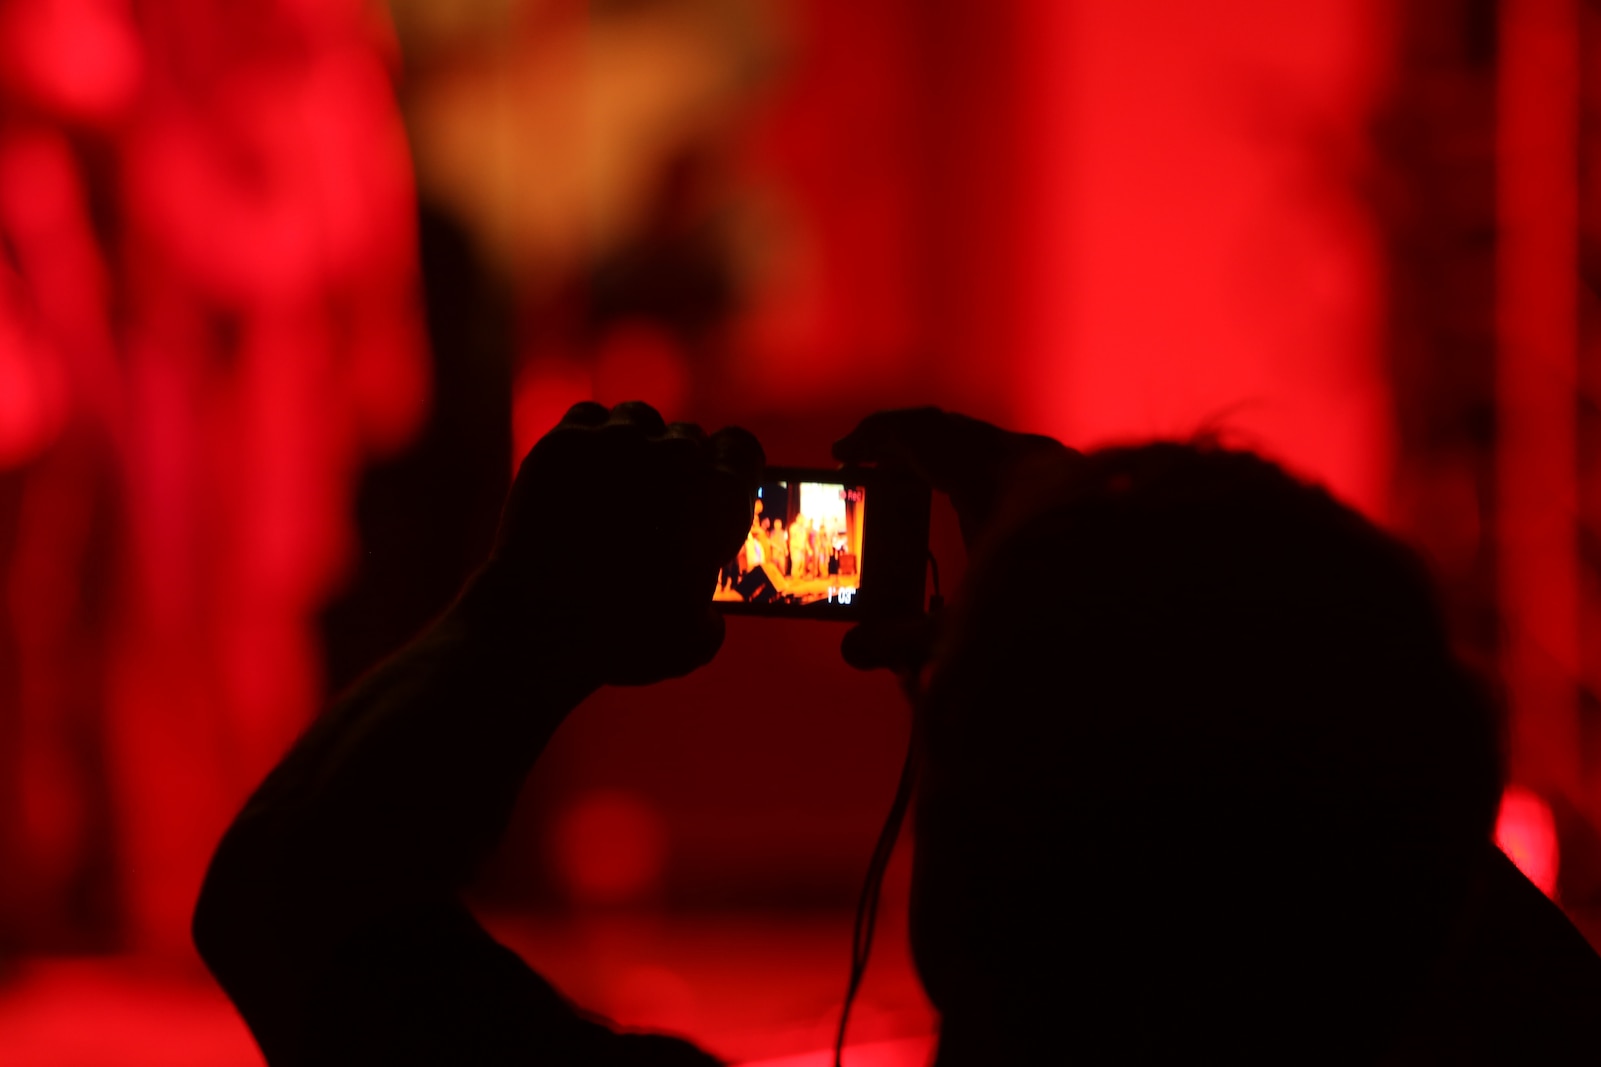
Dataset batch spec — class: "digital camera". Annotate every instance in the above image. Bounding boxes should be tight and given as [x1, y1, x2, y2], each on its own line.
[712, 466, 931, 619]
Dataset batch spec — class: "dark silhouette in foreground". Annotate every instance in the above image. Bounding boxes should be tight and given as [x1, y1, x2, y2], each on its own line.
[194, 404, 1601, 1065]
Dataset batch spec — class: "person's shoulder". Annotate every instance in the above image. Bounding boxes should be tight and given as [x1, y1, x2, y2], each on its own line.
[1394, 848, 1601, 1063]
[1476, 848, 1601, 1001]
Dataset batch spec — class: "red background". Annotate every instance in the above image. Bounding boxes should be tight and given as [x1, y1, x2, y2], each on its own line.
[0, 1, 1596, 1063]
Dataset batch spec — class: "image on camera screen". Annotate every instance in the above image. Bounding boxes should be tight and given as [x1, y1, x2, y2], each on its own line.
[713, 477, 865, 608]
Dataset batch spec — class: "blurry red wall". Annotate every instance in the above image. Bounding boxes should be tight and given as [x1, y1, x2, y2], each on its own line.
[0, 0, 1595, 1003]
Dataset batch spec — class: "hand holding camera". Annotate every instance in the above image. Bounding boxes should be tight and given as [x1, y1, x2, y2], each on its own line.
[490, 400, 764, 687]
[831, 407, 1081, 671]
[833, 407, 1079, 549]
[489, 401, 1073, 680]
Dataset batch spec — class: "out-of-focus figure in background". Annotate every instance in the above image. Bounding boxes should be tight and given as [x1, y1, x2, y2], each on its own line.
[0, 0, 428, 958]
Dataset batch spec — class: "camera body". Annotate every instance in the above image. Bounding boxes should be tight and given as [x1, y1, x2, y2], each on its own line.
[713, 466, 931, 620]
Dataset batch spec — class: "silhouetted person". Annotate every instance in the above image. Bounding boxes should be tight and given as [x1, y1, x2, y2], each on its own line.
[835, 413, 1601, 1063]
[194, 404, 1601, 1065]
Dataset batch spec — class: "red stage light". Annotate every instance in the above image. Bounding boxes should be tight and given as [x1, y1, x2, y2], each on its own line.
[592, 322, 690, 416]
[736, 1035, 935, 1067]
[550, 788, 670, 906]
[1495, 784, 1560, 899]
[513, 356, 593, 466]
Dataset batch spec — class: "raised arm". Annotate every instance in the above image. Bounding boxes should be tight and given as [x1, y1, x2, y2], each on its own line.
[192, 401, 761, 1065]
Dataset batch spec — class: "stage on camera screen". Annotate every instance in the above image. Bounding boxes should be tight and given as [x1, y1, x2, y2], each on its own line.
[713, 480, 865, 607]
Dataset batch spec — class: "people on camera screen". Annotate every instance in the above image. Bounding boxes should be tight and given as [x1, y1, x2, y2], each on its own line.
[714, 482, 863, 604]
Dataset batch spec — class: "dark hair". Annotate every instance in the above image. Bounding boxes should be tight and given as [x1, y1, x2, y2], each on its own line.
[912, 441, 1503, 1061]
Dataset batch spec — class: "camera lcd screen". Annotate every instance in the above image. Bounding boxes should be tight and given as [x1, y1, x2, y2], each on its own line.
[713, 474, 868, 613]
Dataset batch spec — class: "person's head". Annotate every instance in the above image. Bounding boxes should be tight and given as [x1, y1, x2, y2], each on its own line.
[774, 518, 784, 533]
[910, 441, 1502, 1062]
